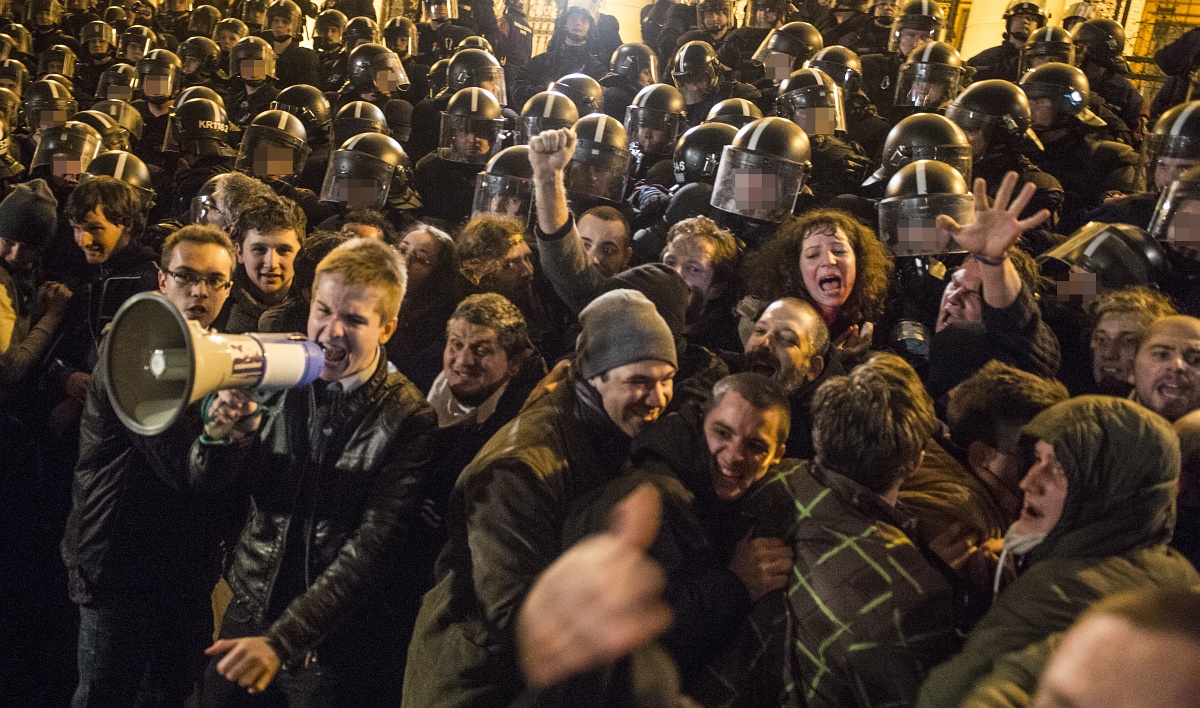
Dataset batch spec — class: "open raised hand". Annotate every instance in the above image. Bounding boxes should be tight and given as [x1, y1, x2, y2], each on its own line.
[937, 171, 1052, 263]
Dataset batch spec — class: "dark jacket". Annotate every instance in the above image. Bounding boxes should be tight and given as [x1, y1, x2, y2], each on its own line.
[189, 352, 436, 665]
[273, 41, 320, 89]
[966, 42, 1022, 83]
[917, 396, 1200, 707]
[401, 378, 635, 708]
[511, 43, 607, 111]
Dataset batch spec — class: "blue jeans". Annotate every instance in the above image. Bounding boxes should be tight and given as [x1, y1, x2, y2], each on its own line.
[71, 599, 213, 708]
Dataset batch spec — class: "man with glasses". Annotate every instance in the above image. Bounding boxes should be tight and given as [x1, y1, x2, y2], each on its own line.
[62, 224, 243, 708]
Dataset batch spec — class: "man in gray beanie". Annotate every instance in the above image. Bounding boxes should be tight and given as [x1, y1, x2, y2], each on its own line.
[403, 287, 678, 707]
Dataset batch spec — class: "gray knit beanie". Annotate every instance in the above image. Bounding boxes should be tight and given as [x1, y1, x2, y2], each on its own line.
[577, 289, 677, 380]
[0, 179, 58, 249]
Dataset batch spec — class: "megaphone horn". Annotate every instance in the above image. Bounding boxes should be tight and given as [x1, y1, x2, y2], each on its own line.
[105, 291, 324, 436]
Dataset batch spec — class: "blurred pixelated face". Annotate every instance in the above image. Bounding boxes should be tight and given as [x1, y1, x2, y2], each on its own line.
[579, 214, 630, 278]
[72, 206, 130, 264]
[216, 29, 241, 52]
[240, 59, 269, 82]
[443, 318, 517, 404]
[158, 241, 234, 328]
[374, 67, 403, 95]
[51, 153, 83, 182]
[1030, 97, 1056, 128]
[662, 234, 716, 304]
[335, 177, 381, 208]
[398, 229, 439, 290]
[936, 258, 983, 332]
[1054, 268, 1098, 304]
[791, 106, 837, 135]
[39, 109, 69, 129]
[744, 299, 821, 395]
[309, 273, 396, 382]
[238, 227, 300, 297]
[1169, 202, 1200, 256]
[896, 217, 945, 254]
[733, 170, 778, 211]
[1091, 311, 1146, 390]
[898, 28, 930, 56]
[1012, 440, 1069, 537]
[589, 360, 675, 437]
[1130, 318, 1200, 421]
[799, 226, 856, 318]
[107, 84, 133, 101]
[143, 75, 172, 98]
[252, 145, 294, 177]
[762, 51, 791, 83]
[705, 390, 786, 500]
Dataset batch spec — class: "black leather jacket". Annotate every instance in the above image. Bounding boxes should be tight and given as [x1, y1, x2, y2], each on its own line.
[189, 353, 436, 665]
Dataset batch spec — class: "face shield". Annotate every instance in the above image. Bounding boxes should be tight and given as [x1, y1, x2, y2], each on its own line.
[438, 113, 504, 164]
[472, 172, 533, 221]
[1150, 178, 1200, 250]
[24, 99, 77, 134]
[710, 145, 809, 222]
[319, 149, 397, 209]
[877, 192, 973, 255]
[369, 51, 410, 96]
[889, 22, 942, 55]
[517, 114, 575, 144]
[565, 140, 631, 202]
[894, 61, 961, 108]
[776, 83, 846, 135]
[474, 65, 507, 106]
[235, 124, 310, 177]
[31, 129, 102, 177]
[674, 68, 716, 106]
[624, 105, 685, 157]
[1143, 133, 1200, 192]
[1040, 222, 1170, 296]
[1018, 43, 1074, 75]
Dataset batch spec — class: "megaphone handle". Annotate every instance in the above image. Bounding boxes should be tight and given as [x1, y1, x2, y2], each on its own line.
[204, 418, 237, 441]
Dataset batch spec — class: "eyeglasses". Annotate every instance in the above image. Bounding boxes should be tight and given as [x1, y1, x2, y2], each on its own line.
[163, 268, 232, 290]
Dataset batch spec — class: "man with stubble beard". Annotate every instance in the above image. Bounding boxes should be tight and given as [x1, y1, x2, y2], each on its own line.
[1129, 315, 1200, 422]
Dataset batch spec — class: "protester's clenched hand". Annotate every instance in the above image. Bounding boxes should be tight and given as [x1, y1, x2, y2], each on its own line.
[731, 533, 793, 601]
[205, 635, 280, 694]
[528, 127, 577, 179]
[205, 388, 261, 442]
[937, 171, 1051, 263]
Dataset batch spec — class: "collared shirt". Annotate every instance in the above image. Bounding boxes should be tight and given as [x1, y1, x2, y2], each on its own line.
[336, 346, 380, 394]
[426, 370, 509, 428]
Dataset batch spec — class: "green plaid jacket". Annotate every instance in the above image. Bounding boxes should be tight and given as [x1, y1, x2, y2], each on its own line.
[691, 460, 962, 708]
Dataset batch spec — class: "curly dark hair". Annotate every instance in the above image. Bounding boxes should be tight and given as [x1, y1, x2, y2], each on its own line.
[741, 209, 893, 334]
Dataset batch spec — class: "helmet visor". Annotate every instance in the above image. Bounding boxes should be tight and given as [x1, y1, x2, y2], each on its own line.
[319, 149, 396, 209]
[31, 130, 102, 174]
[438, 113, 504, 164]
[477, 66, 507, 106]
[777, 85, 846, 135]
[566, 141, 631, 202]
[1149, 178, 1200, 247]
[25, 101, 76, 133]
[517, 115, 574, 144]
[805, 59, 861, 93]
[1018, 44, 1074, 74]
[234, 125, 311, 176]
[331, 116, 385, 148]
[894, 62, 962, 107]
[710, 145, 808, 223]
[877, 193, 974, 255]
[624, 106, 686, 156]
[472, 172, 533, 220]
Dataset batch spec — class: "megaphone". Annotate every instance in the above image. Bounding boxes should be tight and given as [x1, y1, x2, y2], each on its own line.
[105, 291, 325, 436]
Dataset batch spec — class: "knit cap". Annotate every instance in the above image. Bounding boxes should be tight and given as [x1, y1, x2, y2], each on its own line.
[0, 179, 57, 249]
[577, 289, 677, 379]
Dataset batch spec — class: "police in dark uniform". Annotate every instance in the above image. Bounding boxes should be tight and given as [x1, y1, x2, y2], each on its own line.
[511, 6, 605, 110]
[131, 49, 182, 169]
[408, 47, 511, 161]
[271, 83, 332, 193]
[746, 20, 823, 105]
[492, 0, 532, 90]
[177, 36, 223, 90]
[27, 0, 80, 55]
[60, 0, 98, 40]
[264, 0, 318, 88]
[860, 0, 943, 114]
[225, 35, 279, 129]
[676, 0, 739, 64]
[776, 66, 870, 203]
[672, 40, 760, 126]
[384, 17, 429, 103]
[314, 9, 349, 93]
[1146, 164, 1200, 316]
[160, 96, 236, 220]
[76, 20, 116, 102]
[413, 86, 505, 225]
[625, 82, 686, 181]
[328, 42, 414, 150]
[1074, 17, 1146, 150]
[710, 116, 811, 247]
[840, 0, 895, 57]
[966, 0, 1047, 83]
[600, 42, 657, 123]
[551, 0, 621, 68]
[823, 0, 874, 47]
[184, 5, 221, 41]
[417, 0, 471, 65]
[806, 44, 890, 161]
[234, 107, 332, 225]
[317, 131, 420, 234]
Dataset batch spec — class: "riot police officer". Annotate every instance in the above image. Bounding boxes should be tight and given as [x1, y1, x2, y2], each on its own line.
[674, 120, 737, 188]
[37, 43, 76, 82]
[131, 48, 181, 168]
[711, 116, 811, 245]
[600, 42, 657, 122]
[330, 99, 387, 147]
[330, 42, 413, 146]
[413, 85, 506, 224]
[160, 96, 236, 220]
[1073, 17, 1145, 149]
[860, 0, 944, 113]
[511, 6, 605, 111]
[319, 131, 420, 231]
[1147, 164, 1200, 315]
[117, 24, 155, 65]
[1020, 24, 1074, 75]
[76, 20, 115, 100]
[184, 4, 220, 41]
[226, 35, 279, 128]
[860, 112, 972, 198]
[677, 0, 739, 60]
[748, 20, 823, 96]
[805, 44, 888, 159]
[384, 16, 429, 101]
[776, 66, 870, 202]
[409, 46, 511, 160]
[272, 83, 332, 192]
[472, 144, 534, 225]
[27, 0, 79, 55]
[966, 0, 1047, 82]
[177, 36, 223, 90]
[840, 0, 897, 57]
[213, 17, 248, 73]
[264, 0, 318, 88]
[72, 108, 129, 151]
[549, 71, 603, 116]
[517, 89, 577, 143]
[704, 96, 763, 127]
[94, 62, 135, 102]
[22, 76, 77, 141]
[891, 40, 965, 120]
[343, 14, 380, 50]
[823, 0, 874, 48]
[235, 106, 330, 221]
[877, 158, 975, 256]
[417, 0, 470, 65]
[314, 9, 349, 93]
[0, 58, 30, 99]
[673, 40, 760, 126]
[625, 82, 686, 180]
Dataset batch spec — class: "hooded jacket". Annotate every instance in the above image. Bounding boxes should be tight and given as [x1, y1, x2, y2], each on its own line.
[917, 396, 1200, 707]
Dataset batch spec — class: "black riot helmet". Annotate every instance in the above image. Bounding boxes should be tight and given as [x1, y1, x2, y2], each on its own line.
[878, 159, 974, 256]
[749, 0, 789, 28]
[0, 116, 24, 179]
[0, 87, 18, 129]
[178, 36, 221, 76]
[871, 112, 972, 183]
[550, 72, 603, 116]
[271, 84, 332, 140]
[265, 0, 302, 41]
[776, 67, 845, 136]
[71, 109, 129, 151]
[320, 131, 411, 210]
[92, 98, 144, 141]
[187, 5, 221, 39]
[1150, 164, 1200, 244]
[239, 0, 268, 28]
[383, 16, 416, 58]
[447, 47, 507, 105]
[135, 48, 182, 104]
[102, 6, 128, 30]
[26, 0, 62, 28]
[610, 43, 658, 85]
[314, 9, 348, 52]
[439, 86, 505, 165]
[22, 78, 77, 134]
[5, 24, 31, 55]
[567, 113, 632, 203]
[1040, 221, 1169, 293]
[1020, 25, 1075, 75]
[457, 35, 492, 53]
[1003, 0, 1047, 42]
[1144, 101, 1200, 191]
[118, 24, 156, 63]
[0, 59, 29, 98]
[1072, 18, 1125, 68]
[696, 0, 735, 31]
[163, 97, 230, 154]
[711, 116, 811, 222]
[751, 21, 823, 81]
[230, 35, 275, 84]
[704, 97, 762, 128]
[332, 100, 387, 147]
[81, 20, 116, 60]
[83, 149, 154, 206]
[889, 0, 946, 55]
[423, 0, 459, 21]
[176, 85, 224, 109]
[428, 57, 449, 98]
[97, 62, 136, 101]
[473, 145, 534, 221]
[945, 79, 1039, 156]
[895, 40, 964, 110]
[213, 18, 249, 48]
[235, 108, 310, 178]
[674, 121, 737, 185]
[625, 83, 686, 158]
[38, 44, 76, 78]
[1020, 61, 1105, 129]
[518, 89, 578, 143]
[344, 16, 380, 48]
[31, 120, 103, 176]
[673, 41, 726, 105]
[347, 43, 409, 96]
[0, 34, 15, 63]
[805, 45, 863, 95]
[42, 73, 73, 94]
[1062, 1, 1100, 32]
